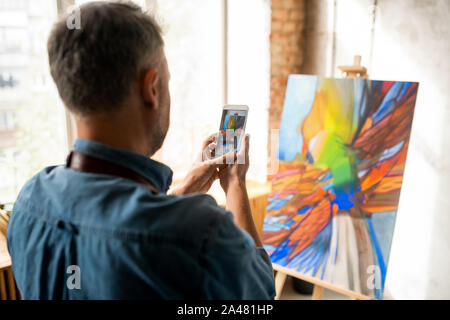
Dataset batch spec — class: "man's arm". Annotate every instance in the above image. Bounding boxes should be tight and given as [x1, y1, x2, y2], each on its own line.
[224, 179, 262, 247]
[218, 134, 262, 247]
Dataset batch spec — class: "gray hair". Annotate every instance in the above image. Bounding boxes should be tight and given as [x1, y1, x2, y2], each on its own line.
[48, 1, 164, 115]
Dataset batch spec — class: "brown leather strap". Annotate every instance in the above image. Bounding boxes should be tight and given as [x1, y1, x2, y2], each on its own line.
[66, 151, 159, 194]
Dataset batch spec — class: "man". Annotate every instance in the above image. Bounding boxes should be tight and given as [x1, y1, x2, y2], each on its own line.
[7, 1, 275, 299]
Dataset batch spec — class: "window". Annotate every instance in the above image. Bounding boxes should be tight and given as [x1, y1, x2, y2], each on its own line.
[0, 0, 67, 203]
[0, 0, 270, 204]
[154, 0, 225, 180]
[155, 0, 270, 182]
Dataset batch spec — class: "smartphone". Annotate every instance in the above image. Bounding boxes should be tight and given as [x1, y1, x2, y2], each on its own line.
[217, 104, 248, 155]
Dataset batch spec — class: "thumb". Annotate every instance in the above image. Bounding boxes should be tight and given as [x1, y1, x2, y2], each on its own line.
[237, 134, 250, 163]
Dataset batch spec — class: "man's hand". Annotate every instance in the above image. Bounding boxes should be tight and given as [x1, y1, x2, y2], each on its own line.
[218, 134, 250, 194]
[171, 134, 227, 195]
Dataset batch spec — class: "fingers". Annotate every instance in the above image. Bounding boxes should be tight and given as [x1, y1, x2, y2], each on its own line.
[201, 133, 219, 161]
[203, 141, 217, 161]
[207, 151, 235, 167]
[206, 134, 249, 167]
[201, 133, 217, 151]
[201, 133, 249, 167]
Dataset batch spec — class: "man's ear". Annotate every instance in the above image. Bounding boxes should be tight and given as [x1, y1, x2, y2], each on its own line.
[141, 68, 159, 109]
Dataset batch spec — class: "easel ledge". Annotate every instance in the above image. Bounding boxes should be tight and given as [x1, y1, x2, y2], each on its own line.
[273, 263, 371, 300]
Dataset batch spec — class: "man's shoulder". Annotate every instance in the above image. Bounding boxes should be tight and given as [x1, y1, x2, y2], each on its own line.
[12, 166, 232, 247]
[14, 165, 61, 209]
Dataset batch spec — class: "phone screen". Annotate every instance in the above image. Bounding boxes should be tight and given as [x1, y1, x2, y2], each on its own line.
[218, 108, 247, 154]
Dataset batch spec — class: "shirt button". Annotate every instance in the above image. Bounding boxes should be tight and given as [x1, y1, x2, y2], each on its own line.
[56, 220, 78, 234]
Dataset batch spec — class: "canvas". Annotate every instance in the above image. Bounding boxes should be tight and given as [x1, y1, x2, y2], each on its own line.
[263, 75, 419, 299]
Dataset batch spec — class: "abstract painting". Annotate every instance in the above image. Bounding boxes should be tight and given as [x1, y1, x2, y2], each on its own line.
[263, 75, 419, 299]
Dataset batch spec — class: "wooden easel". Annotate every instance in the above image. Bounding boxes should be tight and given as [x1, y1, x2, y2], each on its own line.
[338, 55, 368, 78]
[273, 56, 371, 300]
[273, 263, 371, 300]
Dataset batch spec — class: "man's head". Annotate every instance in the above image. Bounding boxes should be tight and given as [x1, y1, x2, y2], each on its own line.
[48, 1, 170, 156]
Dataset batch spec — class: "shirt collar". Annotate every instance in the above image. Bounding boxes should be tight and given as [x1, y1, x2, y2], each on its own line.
[72, 138, 173, 193]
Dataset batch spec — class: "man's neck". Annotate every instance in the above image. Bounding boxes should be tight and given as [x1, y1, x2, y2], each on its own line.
[75, 114, 150, 157]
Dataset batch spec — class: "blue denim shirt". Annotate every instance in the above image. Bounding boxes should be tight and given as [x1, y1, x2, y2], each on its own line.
[7, 139, 275, 300]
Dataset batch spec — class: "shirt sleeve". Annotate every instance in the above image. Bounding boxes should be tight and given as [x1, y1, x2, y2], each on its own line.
[200, 207, 276, 300]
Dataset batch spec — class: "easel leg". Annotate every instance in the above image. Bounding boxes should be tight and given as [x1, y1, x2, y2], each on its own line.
[274, 271, 287, 300]
[0, 270, 6, 300]
[312, 285, 324, 300]
[6, 268, 16, 300]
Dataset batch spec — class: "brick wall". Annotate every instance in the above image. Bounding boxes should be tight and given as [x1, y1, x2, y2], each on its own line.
[269, 0, 306, 135]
